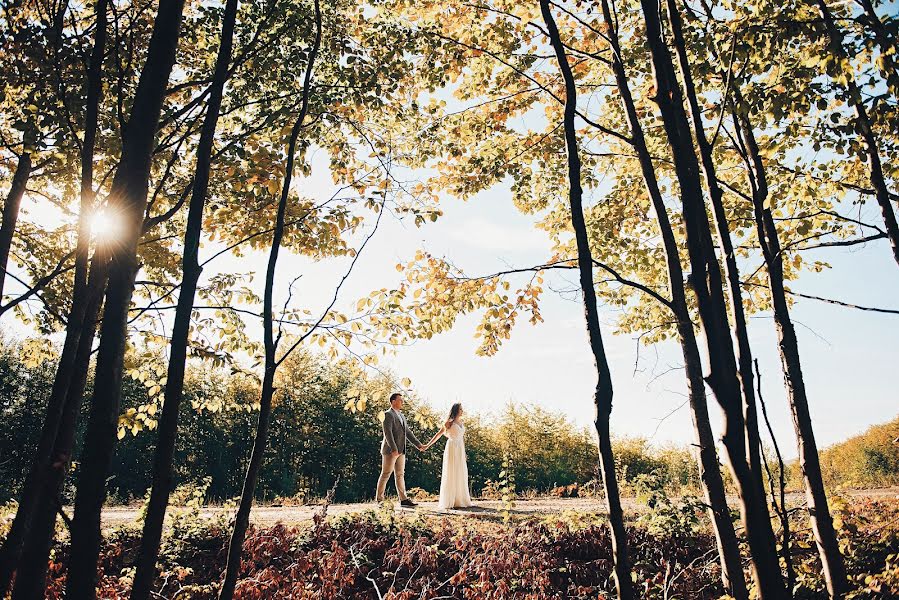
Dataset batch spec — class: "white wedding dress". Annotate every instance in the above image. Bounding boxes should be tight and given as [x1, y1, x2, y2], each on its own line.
[438, 421, 473, 509]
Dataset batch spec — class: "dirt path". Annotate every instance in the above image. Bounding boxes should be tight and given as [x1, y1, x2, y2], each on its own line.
[100, 497, 616, 528]
[100, 487, 899, 529]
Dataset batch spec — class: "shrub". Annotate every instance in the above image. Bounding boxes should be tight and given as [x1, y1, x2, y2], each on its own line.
[814, 416, 899, 489]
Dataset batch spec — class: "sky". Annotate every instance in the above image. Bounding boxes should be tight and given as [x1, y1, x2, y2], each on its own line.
[197, 147, 899, 459]
[5, 73, 897, 460]
[6, 140, 897, 461]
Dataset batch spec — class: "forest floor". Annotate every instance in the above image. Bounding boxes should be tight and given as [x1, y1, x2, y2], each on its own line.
[99, 486, 899, 527]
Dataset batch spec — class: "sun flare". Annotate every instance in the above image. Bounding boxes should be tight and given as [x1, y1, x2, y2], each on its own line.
[89, 209, 120, 242]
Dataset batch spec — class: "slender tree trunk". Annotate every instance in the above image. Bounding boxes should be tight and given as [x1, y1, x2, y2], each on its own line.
[755, 360, 796, 594]
[730, 91, 849, 597]
[218, 4, 320, 598]
[664, 0, 764, 488]
[130, 1, 239, 597]
[0, 272, 89, 598]
[816, 0, 899, 267]
[0, 0, 107, 591]
[218, 366, 276, 600]
[857, 0, 898, 89]
[66, 0, 186, 595]
[597, 1, 746, 595]
[11, 252, 108, 600]
[538, 1, 634, 598]
[638, 0, 786, 596]
[0, 138, 32, 302]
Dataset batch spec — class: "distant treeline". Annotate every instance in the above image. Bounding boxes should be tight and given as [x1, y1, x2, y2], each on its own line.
[813, 417, 899, 489]
[1, 338, 604, 504]
[2, 337, 894, 506]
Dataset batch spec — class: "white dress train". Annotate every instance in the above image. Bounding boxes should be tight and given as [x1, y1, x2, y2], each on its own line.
[438, 422, 473, 509]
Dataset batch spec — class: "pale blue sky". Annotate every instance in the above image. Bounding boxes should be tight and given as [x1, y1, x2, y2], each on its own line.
[203, 149, 898, 458]
[5, 128, 896, 460]
[6, 101, 897, 461]
[6, 149, 896, 459]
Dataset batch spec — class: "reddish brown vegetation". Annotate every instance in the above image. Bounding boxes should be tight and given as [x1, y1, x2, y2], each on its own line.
[19, 498, 899, 599]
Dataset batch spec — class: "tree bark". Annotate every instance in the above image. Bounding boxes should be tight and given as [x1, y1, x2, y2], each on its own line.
[856, 0, 898, 89]
[0, 0, 107, 591]
[755, 360, 795, 593]
[65, 0, 186, 595]
[637, 0, 786, 596]
[538, 1, 634, 598]
[0, 137, 32, 303]
[218, 3, 320, 598]
[730, 88, 849, 597]
[816, 0, 899, 267]
[597, 0, 746, 595]
[664, 0, 764, 490]
[130, 0, 239, 596]
[11, 251, 108, 600]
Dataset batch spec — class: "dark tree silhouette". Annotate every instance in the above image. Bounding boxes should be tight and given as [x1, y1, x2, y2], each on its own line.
[130, 0, 240, 596]
[637, 0, 786, 595]
[539, 1, 634, 597]
[66, 0, 188, 594]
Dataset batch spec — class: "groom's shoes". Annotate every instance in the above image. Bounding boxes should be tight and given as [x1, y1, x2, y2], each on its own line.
[400, 498, 417, 508]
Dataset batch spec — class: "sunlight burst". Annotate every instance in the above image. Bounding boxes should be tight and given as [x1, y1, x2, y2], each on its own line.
[89, 209, 120, 242]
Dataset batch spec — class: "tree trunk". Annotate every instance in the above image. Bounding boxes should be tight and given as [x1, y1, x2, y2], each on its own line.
[0, 193, 83, 598]
[0, 0, 107, 591]
[11, 251, 108, 600]
[816, 0, 899, 267]
[664, 0, 764, 490]
[755, 360, 796, 593]
[218, 367, 276, 600]
[637, 0, 786, 596]
[0, 138, 32, 302]
[857, 0, 898, 89]
[130, 0, 239, 596]
[597, 0, 746, 595]
[730, 90, 849, 597]
[218, 3, 320, 598]
[538, 1, 634, 598]
[66, 0, 186, 595]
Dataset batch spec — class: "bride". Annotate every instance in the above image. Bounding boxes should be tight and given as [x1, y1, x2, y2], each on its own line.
[424, 403, 473, 509]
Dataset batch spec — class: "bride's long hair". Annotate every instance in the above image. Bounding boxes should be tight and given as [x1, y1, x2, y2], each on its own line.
[447, 402, 462, 424]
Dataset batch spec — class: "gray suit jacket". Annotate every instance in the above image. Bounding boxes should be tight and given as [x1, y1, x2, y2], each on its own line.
[381, 409, 422, 455]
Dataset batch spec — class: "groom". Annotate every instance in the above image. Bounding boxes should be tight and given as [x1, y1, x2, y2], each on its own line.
[376, 392, 424, 507]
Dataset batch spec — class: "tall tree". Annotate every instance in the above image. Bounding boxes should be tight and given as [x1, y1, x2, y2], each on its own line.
[728, 81, 850, 598]
[66, 0, 188, 594]
[814, 0, 899, 267]
[130, 0, 240, 596]
[538, 1, 634, 597]
[663, 0, 764, 487]
[597, 0, 746, 594]
[0, 0, 108, 592]
[218, 2, 321, 597]
[666, 0, 849, 593]
[637, 0, 786, 595]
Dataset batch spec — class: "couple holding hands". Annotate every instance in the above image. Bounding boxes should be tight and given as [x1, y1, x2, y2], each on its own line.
[375, 392, 472, 510]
